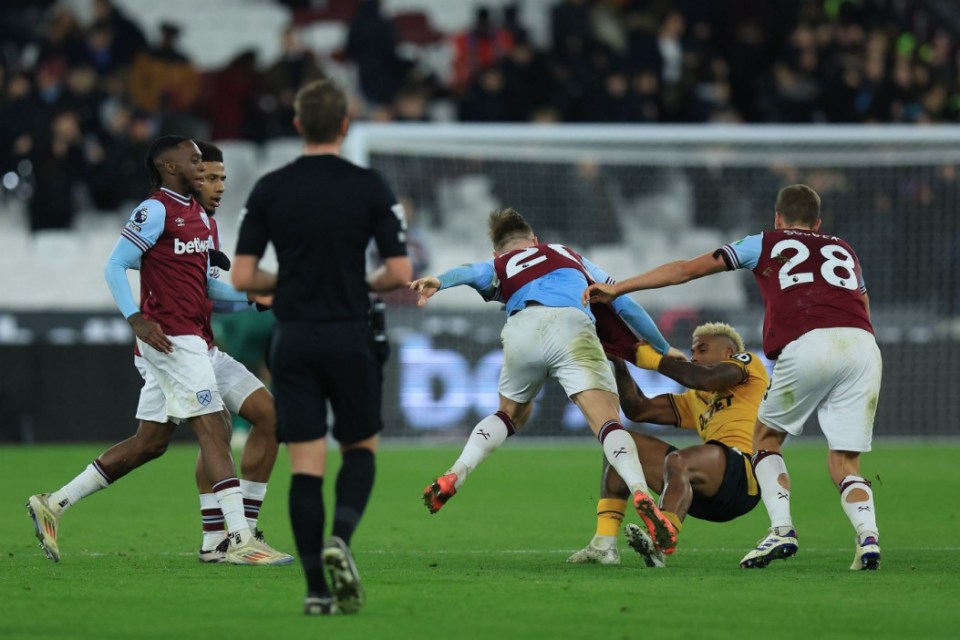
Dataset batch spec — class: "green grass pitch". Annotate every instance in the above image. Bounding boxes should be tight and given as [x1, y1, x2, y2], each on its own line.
[1, 441, 958, 639]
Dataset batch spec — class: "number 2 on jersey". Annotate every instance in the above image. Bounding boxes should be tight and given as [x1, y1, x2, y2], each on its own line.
[504, 244, 582, 279]
[771, 239, 858, 291]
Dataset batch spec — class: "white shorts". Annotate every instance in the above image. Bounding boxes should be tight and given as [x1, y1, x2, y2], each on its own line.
[135, 335, 225, 421]
[136, 344, 264, 423]
[758, 327, 882, 452]
[498, 305, 616, 403]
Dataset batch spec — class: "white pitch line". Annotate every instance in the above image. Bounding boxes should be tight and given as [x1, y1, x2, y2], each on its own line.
[40, 547, 960, 558]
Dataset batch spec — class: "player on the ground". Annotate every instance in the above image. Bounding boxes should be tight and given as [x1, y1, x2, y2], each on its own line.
[411, 207, 680, 554]
[26, 136, 289, 566]
[567, 322, 767, 567]
[585, 184, 883, 570]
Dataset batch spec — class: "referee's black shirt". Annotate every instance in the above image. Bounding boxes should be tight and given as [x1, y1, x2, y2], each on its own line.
[235, 154, 408, 322]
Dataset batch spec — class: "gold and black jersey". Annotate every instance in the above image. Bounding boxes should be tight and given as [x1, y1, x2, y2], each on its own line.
[667, 352, 769, 454]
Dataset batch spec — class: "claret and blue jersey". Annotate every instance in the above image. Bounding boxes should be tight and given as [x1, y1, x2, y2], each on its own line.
[435, 243, 671, 356]
[104, 187, 249, 342]
[719, 229, 873, 359]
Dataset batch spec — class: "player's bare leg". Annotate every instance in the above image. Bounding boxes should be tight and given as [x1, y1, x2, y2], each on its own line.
[423, 397, 530, 514]
[741, 422, 797, 568]
[27, 421, 175, 561]
[661, 444, 726, 520]
[573, 389, 677, 554]
[828, 450, 880, 570]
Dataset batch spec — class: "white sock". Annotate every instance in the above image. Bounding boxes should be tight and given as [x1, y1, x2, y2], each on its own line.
[49, 462, 111, 515]
[199, 493, 226, 550]
[754, 451, 794, 531]
[599, 422, 649, 494]
[240, 480, 268, 531]
[839, 475, 879, 543]
[448, 412, 514, 489]
[213, 477, 251, 544]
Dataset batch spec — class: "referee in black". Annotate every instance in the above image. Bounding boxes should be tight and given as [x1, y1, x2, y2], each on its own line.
[231, 79, 411, 616]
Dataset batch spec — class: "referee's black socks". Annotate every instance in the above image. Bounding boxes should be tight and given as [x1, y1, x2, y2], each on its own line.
[289, 473, 329, 597]
[333, 449, 376, 546]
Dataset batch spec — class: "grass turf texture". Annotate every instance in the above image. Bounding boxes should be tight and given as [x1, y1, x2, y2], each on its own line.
[1, 442, 957, 639]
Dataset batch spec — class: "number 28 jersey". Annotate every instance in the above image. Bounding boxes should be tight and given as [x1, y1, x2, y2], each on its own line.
[718, 229, 873, 359]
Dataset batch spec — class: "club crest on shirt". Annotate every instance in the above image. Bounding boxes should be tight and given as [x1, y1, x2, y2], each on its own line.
[175, 217, 185, 227]
[196, 389, 212, 406]
[133, 207, 149, 224]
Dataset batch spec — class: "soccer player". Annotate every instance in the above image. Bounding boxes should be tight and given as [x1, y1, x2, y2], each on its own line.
[232, 79, 412, 615]
[26, 136, 288, 566]
[410, 207, 680, 556]
[188, 140, 291, 563]
[567, 322, 767, 567]
[585, 184, 883, 570]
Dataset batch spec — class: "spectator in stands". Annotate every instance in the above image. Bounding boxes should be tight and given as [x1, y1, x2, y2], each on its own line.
[27, 110, 87, 231]
[459, 67, 509, 122]
[89, 108, 153, 210]
[129, 22, 200, 116]
[36, 5, 86, 68]
[0, 70, 38, 174]
[260, 26, 325, 139]
[346, 0, 411, 107]
[201, 50, 260, 141]
[451, 7, 515, 94]
[90, 0, 147, 68]
[82, 20, 122, 76]
[498, 31, 549, 122]
[551, 0, 593, 60]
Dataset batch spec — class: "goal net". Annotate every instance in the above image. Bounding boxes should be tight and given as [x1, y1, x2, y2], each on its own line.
[345, 124, 960, 440]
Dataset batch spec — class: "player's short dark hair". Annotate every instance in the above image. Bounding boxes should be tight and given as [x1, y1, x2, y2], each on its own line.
[488, 207, 534, 252]
[194, 140, 223, 163]
[145, 135, 191, 190]
[294, 78, 346, 144]
[775, 184, 821, 226]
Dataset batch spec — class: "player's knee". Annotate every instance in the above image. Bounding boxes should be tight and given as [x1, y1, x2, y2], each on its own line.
[140, 437, 169, 461]
[664, 451, 687, 477]
[243, 399, 278, 436]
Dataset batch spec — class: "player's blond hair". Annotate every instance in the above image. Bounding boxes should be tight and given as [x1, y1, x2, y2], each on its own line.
[693, 322, 745, 353]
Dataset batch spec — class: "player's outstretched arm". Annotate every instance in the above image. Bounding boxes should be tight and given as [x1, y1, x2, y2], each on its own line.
[410, 262, 496, 308]
[585, 252, 728, 304]
[612, 358, 675, 424]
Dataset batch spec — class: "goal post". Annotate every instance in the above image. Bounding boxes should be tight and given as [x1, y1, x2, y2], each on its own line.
[346, 123, 960, 440]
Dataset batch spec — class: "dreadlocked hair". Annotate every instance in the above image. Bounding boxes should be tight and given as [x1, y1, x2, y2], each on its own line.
[144, 135, 191, 191]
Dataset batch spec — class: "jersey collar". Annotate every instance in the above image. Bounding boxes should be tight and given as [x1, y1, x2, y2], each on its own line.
[160, 187, 193, 205]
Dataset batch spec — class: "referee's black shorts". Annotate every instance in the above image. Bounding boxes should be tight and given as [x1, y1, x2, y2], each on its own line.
[269, 320, 383, 445]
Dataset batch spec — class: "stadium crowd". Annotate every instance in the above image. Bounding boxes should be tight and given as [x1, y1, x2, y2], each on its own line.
[0, 0, 958, 267]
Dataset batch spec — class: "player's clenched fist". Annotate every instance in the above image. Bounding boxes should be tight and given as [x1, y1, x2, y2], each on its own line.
[409, 276, 441, 307]
[582, 282, 618, 305]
